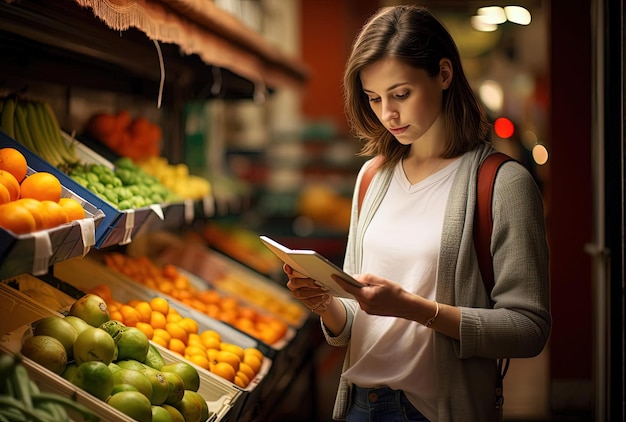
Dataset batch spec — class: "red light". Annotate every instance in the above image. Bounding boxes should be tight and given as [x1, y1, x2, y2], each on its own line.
[494, 117, 515, 139]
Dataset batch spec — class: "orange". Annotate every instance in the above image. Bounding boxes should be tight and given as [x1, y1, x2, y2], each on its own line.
[119, 305, 140, 327]
[0, 184, 10, 205]
[135, 321, 154, 339]
[169, 338, 186, 356]
[19, 172, 62, 202]
[153, 328, 171, 344]
[187, 354, 210, 370]
[242, 353, 262, 373]
[39, 200, 68, 228]
[150, 311, 167, 330]
[210, 361, 235, 382]
[0, 147, 28, 183]
[133, 301, 153, 323]
[58, 197, 85, 221]
[0, 202, 36, 234]
[243, 348, 264, 363]
[214, 351, 240, 372]
[220, 343, 244, 360]
[187, 333, 203, 347]
[199, 330, 221, 344]
[151, 335, 168, 348]
[14, 198, 47, 230]
[0, 170, 20, 201]
[201, 336, 221, 351]
[166, 322, 188, 344]
[166, 312, 182, 324]
[184, 345, 206, 358]
[178, 317, 198, 335]
[234, 373, 249, 388]
[149, 297, 170, 315]
[238, 362, 256, 380]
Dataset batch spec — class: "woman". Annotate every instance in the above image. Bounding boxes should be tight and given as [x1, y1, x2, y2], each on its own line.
[284, 5, 551, 421]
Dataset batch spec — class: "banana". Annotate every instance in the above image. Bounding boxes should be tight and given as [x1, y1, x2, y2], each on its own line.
[0, 96, 16, 138]
[26, 101, 63, 167]
[41, 101, 76, 163]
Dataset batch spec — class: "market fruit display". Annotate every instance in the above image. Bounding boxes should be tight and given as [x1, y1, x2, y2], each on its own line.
[0, 352, 100, 421]
[0, 96, 78, 167]
[135, 156, 212, 200]
[84, 110, 162, 161]
[67, 157, 179, 210]
[19, 296, 212, 421]
[0, 148, 86, 234]
[87, 283, 264, 388]
[102, 253, 288, 346]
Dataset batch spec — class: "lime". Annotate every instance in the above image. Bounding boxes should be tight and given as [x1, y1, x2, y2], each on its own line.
[69, 294, 110, 327]
[64, 315, 91, 336]
[161, 404, 185, 422]
[144, 343, 166, 370]
[108, 362, 121, 374]
[161, 371, 185, 405]
[112, 368, 153, 401]
[71, 361, 114, 400]
[117, 327, 149, 362]
[61, 362, 78, 381]
[173, 390, 203, 422]
[152, 405, 174, 422]
[111, 383, 139, 395]
[116, 359, 146, 371]
[21, 335, 67, 375]
[160, 362, 199, 392]
[73, 326, 116, 365]
[141, 367, 170, 405]
[107, 391, 152, 422]
[32, 316, 77, 359]
[100, 320, 126, 344]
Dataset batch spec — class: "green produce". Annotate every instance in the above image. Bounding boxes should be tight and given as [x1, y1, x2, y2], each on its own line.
[70, 361, 114, 401]
[20, 335, 67, 375]
[67, 158, 178, 209]
[0, 352, 99, 422]
[32, 316, 77, 360]
[0, 96, 77, 167]
[106, 390, 152, 422]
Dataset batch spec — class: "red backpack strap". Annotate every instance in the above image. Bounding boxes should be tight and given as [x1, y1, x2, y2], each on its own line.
[357, 155, 384, 215]
[473, 152, 513, 301]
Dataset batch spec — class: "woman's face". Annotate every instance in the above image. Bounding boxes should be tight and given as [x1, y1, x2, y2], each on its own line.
[360, 57, 448, 148]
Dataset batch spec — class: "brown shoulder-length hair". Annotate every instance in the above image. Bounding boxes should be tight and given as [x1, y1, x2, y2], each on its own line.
[344, 5, 491, 168]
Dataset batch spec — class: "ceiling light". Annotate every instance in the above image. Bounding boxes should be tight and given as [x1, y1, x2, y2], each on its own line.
[477, 6, 507, 25]
[471, 15, 499, 32]
[504, 6, 532, 25]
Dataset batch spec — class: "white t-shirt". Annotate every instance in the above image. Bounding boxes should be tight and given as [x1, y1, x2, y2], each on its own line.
[343, 157, 460, 421]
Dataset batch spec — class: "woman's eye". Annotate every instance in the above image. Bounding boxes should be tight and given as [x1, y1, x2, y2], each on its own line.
[394, 91, 409, 99]
[368, 97, 381, 103]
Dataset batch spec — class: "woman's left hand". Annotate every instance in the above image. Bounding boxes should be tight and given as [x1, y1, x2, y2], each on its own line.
[332, 273, 411, 317]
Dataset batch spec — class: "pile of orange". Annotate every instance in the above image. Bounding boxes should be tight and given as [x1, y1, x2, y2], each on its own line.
[0, 147, 85, 234]
[87, 283, 263, 388]
[103, 253, 289, 345]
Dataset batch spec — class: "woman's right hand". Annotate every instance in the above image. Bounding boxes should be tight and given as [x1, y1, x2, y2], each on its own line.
[283, 263, 332, 314]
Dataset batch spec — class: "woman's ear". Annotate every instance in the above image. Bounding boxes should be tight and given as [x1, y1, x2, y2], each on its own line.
[439, 58, 453, 89]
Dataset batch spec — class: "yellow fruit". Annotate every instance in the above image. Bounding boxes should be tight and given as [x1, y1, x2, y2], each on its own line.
[0, 202, 36, 234]
[58, 197, 85, 221]
[220, 342, 244, 360]
[0, 147, 28, 183]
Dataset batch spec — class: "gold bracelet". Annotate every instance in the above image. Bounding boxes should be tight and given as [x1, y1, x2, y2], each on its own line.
[425, 301, 440, 328]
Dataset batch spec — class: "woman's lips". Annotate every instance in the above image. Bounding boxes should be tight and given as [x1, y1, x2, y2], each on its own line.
[389, 126, 408, 135]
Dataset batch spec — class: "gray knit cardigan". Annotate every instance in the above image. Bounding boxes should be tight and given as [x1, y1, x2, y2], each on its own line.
[322, 144, 551, 421]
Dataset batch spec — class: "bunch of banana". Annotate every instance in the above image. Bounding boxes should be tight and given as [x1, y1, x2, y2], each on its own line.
[0, 96, 77, 168]
[0, 352, 99, 422]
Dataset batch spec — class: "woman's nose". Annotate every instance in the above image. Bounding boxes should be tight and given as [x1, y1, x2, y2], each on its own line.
[381, 102, 398, 121]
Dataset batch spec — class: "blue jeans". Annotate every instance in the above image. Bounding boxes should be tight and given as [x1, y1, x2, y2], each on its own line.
[346, 385, 429, 422]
